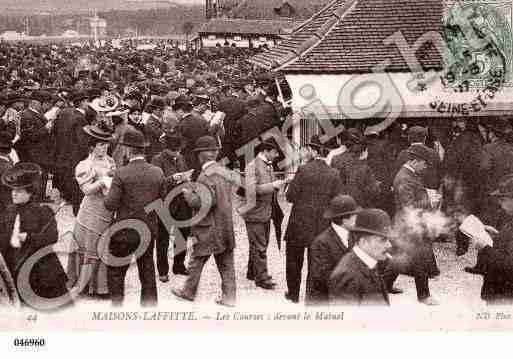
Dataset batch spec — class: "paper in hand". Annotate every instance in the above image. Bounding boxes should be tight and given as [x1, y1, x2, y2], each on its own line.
[172, 169, 195, 183]
[101, 176, 113, 191]
[459, 215, 493, 247]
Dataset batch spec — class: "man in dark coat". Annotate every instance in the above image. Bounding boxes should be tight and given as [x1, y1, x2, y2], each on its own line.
[52, 91, 91, 215]
[479, 119, 513, 228]
[16, 98, 52, 202]
[104, 128, 166, 307]
[366, 131, 395, 214]
[443, 119, 484, 213]
[386, 145, 440, 305]
[171, 136, 237, 307]
[306, 195, 359, 306]
[465, 174, 513, 304]
[283, 136, 342, 303]
[332, 129, 381, 208]
[216, 90, 246, 168]
[144, 97, 165, 161]
[329, 209, 392, 306]
[0, 132, 14, 213]
[173, 95, 210, 171]
[443, 119, 484, 254]
[151, 132, 191, 280]
[394, 125, 441, 190]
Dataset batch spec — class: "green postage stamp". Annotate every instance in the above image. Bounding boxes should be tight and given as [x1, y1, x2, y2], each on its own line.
[442, 0, 513, 89]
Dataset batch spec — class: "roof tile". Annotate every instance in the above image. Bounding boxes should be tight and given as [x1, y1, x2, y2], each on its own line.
[250, 0, 443, 73]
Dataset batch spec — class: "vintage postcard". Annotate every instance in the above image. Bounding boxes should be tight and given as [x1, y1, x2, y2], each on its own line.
[0, 0, 513, 346]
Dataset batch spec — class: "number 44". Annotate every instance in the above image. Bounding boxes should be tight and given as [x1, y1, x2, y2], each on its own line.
[26, 314, 38, 322]
[476, 312, 490, 320]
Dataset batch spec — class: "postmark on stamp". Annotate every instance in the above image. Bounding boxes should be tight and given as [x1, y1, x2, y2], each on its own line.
[441, 0, 513, 90]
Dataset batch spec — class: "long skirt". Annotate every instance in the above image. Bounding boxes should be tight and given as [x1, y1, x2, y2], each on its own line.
[67, 223, 109, 296]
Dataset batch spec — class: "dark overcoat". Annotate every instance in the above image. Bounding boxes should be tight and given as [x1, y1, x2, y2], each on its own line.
[16, 108, 52, 169]
[53, 107, 90, 168]
[306, 226, 350, 306]
[144, 115, 164, 161]
[284, 159, 342, 247]
[0, 202, 69, 308]
[469, 220, 513, 304]
[329, 251, 390, 306]
[104, 158, 166, 236]
[175, 113, 210, 170]
[395, 143, 441, 189]
[151, 150, 192, 221]
[331, 151, 380, 207]
[0, 156, 13, 214]
[480, 139, 513, 193]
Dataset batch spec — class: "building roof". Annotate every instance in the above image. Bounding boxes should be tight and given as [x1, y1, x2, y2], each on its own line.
[198, 18, 297, 36]
[249, 0, 443, 73]
[229, 0, 329, 20]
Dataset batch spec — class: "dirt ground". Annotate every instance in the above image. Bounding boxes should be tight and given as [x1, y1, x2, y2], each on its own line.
[50, 191, 486, 310]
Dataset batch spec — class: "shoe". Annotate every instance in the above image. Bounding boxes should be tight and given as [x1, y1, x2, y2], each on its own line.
[388, 287, 404, 295]
[247, 273, 272, 281]
[171, 288, 194, 302]
[215, 298, 236, 307]
[159, 275, 170, 283]
[419, 296, 440, 306]
[172, 267, 189, 276]
[256, 280, 276, 290]
[464, 266, 481, 275]
[284, 292, 299, 303]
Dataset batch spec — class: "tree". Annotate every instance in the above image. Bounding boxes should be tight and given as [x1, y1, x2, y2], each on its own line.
[182, 21, 194, 49]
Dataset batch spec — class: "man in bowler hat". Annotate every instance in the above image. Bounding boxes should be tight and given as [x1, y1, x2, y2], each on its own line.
[104, 128, 165, 307]
[171, 136, 236, 307]
[306, 195, 359, 306]
[329, 209, 392, 306]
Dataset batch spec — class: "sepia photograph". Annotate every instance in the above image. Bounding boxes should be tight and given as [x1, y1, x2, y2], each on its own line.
[0, 0, 512, 349]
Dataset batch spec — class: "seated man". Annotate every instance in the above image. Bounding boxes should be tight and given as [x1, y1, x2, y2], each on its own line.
[328, 209, 392, 306]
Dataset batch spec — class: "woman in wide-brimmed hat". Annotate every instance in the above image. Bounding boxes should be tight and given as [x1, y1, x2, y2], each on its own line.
[0, 162, 71, 311]
[67, 124, 115, 299]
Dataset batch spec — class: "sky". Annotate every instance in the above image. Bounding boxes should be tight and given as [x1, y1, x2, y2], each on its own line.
[0, 0, 205, 13]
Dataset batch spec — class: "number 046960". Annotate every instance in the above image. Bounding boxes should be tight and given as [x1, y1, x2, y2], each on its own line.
[13, 338, 46, 347]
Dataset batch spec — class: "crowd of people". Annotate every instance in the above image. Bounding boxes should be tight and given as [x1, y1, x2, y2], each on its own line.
[0, 40, 513, 310]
